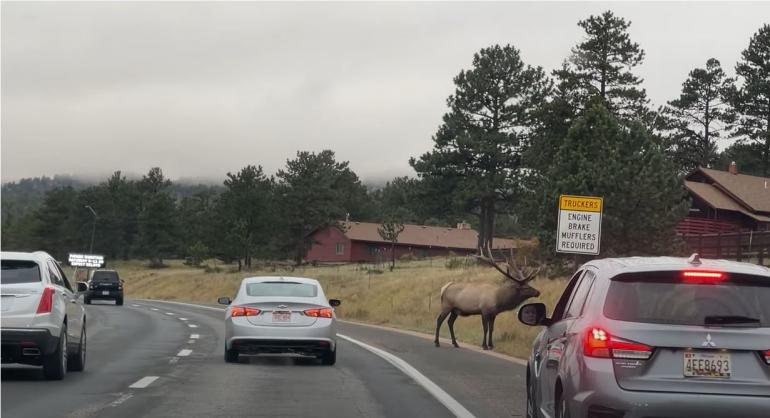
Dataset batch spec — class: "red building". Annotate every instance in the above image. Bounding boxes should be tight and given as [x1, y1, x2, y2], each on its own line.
[305, 221, 518, 263]
[678, 163, 770, 234]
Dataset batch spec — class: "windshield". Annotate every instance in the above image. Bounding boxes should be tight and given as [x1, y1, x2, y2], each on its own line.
[1, 260, 41, 284]
[604, 273, 770, 327]
[246, 282, 318, 298]
[91, 271, 120, 282]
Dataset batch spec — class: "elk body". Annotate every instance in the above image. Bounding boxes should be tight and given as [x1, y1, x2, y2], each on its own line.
[434, 250, 541, 350]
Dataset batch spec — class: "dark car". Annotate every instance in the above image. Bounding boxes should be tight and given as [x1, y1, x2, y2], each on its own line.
[85, 270, 124, 305]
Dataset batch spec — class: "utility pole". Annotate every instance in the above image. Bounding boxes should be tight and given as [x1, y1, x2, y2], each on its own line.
[85, 205, 97, 254]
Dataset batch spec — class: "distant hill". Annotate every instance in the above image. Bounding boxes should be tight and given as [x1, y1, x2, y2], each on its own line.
[2, 174, 225, 221]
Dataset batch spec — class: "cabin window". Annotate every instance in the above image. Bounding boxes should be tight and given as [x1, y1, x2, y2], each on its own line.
[367, 244, 378, 256]
[335, 243, 345, 255]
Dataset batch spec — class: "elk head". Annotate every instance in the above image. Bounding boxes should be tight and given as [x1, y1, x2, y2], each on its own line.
[475, 244, 541, 299]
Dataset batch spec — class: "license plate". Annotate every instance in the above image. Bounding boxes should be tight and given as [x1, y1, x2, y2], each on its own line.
[102, 291, 109, 295]
[684, 351, 731, 378]
[272, 311, 291, 323]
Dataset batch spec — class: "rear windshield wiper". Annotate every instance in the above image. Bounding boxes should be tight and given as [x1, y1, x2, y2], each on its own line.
[704, 315, 761, 326]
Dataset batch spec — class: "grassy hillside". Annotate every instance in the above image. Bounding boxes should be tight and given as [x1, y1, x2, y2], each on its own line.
[80, 258, 568, 359]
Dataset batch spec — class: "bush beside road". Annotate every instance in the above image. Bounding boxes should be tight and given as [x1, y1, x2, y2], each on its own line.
[74, 258, 568, 359]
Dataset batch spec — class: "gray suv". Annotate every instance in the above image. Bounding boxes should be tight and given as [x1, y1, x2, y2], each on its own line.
[518, 255, 770, 418]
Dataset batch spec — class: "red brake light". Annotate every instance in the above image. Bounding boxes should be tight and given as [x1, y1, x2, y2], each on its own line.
[584, 328, 652, 359]
[36, 287, 54, 314]
[682, 270, 724, 282]
[763, 350, 770, 365]
[230, 306, 260, 317]
[304, 308, 333, 318]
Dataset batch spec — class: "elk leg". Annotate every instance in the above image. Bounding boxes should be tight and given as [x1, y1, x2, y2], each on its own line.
[481, 315, 489, 350]
[447, 311, 459, 348]
[487, 315, 496, 350]
[434, 309, 451, 347]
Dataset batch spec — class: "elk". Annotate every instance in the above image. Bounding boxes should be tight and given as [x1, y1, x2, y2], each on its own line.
[434, 247, 541, 350]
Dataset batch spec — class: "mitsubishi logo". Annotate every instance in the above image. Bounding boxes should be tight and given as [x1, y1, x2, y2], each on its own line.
[701, 333, 716, 348]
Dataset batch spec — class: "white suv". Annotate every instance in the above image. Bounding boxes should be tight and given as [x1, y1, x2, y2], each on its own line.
[1, 251, 88, 380]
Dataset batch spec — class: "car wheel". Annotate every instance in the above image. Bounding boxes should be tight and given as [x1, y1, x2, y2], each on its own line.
[321, 348, 336, 366]
[555, 389, 570, 418]
[526, 371, 538, 418]
[43, 325, 67, 380]
[224, 345, 239, 363]
[116, 297, 124, 306]
[68, 324, 86, 372]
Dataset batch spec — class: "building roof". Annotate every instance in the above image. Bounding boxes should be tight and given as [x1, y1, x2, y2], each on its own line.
[685, 181, 770, 222]
[696, 167, 770, 213]
[333, 221, 518, 250]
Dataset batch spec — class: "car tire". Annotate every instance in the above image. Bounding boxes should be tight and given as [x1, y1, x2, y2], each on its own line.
[68, 324, 86, 372]
[116, 297, 124, 306]
[555, 389, 570, 418]
[43, 325, 67, 380]
[84, 297, 91, 305]
[526, 370, 538, 418]
[224, 345, 239, 363]
[321, 348, 336, 366]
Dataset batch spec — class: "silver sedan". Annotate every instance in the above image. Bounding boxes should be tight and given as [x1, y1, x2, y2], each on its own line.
[218, 276, 340, 365]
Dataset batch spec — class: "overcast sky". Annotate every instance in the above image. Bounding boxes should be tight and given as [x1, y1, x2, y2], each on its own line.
[2, 1, 769, 184]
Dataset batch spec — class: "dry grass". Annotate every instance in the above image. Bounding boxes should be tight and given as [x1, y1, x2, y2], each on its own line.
[78, 258, 568, 359]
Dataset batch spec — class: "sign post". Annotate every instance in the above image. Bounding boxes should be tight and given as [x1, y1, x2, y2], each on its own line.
[556, 195, 603, 255]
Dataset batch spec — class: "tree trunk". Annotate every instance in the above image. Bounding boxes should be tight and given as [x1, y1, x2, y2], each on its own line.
[390, 242, 395, 271]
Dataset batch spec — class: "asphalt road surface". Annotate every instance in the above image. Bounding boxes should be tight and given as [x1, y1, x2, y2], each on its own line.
[1, 300, 527, 418]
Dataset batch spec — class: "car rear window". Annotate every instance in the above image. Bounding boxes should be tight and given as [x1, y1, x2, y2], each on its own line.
[1, 260, 42, 284]
[246, 282, 317, 298]
[92, 271, 119, 282]
[604, 272, 770, 327]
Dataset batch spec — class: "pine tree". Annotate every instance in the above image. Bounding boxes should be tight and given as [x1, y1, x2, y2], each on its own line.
[662, 59, 735, 173]
[558, 10, 648, 120]
[730, 24, 770, 175]
[540, 101, 689, 256]
[410, 44, 550, 251]
[135, 168, 177, 267]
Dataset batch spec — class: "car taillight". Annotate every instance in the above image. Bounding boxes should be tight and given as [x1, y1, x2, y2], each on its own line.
[763, 350, 770, 365]
[230, 306, 260, 317]
[682, 270, 724, 282]
[584, 328, 652, 360]
[304, 308, 333, 318]
[36, 287, 54, 314]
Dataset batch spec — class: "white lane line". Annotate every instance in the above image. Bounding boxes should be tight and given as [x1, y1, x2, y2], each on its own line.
[128, 376, 159, 389]
[179, 317, 189, 321]
[135, 299, 225, 312]
[150, 308, 159, 311]
[131, 304, 141, 308]
[190, 334, 200, 339]
[188, 339, 195, 344]
[338, 334, 476, 418]
[109, 393, 134, 407]
[169, 357, 180, 364]
[177, 349, 193, 357]
[165, 312, 175, 316]
[188, 324, 198, 328]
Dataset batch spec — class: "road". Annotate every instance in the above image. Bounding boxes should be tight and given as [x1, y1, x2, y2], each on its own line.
[1, 300, 527, 418]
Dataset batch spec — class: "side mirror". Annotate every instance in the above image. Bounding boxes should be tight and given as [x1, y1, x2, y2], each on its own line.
[217, 297, 231, 305]
[76, 282, 88, 293]
[329, 299, 341, 307]
[518, 303, 550, 326]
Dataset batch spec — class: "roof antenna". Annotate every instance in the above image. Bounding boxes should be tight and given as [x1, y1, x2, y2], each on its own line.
[687, 253, 702, 265]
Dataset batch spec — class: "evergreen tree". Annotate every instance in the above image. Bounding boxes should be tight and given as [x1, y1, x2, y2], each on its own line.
[558, 10, 648, 119]
[276, 150, 369, 263]
[730, 24, 770, 175]
[31, 187, 82, 260]
[540, 101, 689, 256]
[410, 44, 550, 251]
[135, 168, 178, 267]
[662, 59, 735, 173]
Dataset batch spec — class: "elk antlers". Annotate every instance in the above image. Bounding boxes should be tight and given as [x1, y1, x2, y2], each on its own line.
[475, 243, 541, 284]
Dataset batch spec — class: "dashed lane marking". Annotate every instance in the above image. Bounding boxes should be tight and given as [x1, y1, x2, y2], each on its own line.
[188, 324, 198, 328]
[128, 376, 159, 389]
[179, 317, 188, 321]
[109, 393, 134, 407]
[190, 334, 200, 339]
[177, 349, 193, 357]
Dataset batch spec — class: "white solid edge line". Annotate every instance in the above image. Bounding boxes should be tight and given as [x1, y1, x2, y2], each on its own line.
[190, 334, 200, 339]
[337, 334, 476, 418]
[177, 349, 192, 357]
[128, 376, 159, 389]
[135, 299, 225, 312]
